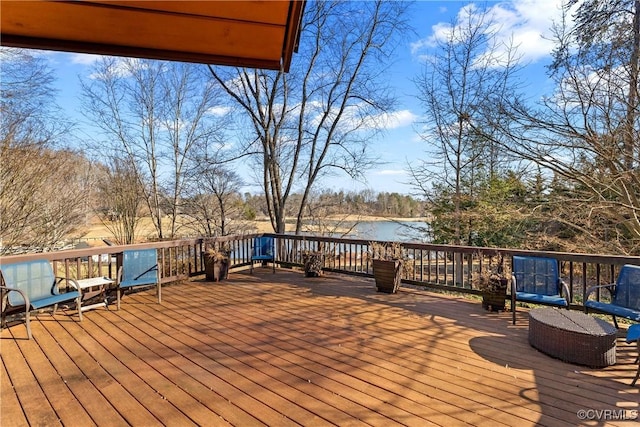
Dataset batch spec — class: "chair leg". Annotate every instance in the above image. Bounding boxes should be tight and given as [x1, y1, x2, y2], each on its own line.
[634, 340, 640, 386]
[77, 295, 83, 321]
[24, 306, 32, 340]
[511, 294, 516, 325]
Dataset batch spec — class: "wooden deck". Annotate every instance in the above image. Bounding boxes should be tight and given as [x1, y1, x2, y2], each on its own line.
[1, 269, 638, 426]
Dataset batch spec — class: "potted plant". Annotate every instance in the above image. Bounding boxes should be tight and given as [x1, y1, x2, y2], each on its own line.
[368, 241, 407, 293]
[203, 245, 230, 282]
[302, 250, 324, 277]
[473, 252, 509, 312]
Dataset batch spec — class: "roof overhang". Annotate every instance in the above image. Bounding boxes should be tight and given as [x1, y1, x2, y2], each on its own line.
[0, 0, 305, 72]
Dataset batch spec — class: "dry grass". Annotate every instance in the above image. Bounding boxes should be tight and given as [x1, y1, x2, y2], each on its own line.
[74, 215, 423, 245]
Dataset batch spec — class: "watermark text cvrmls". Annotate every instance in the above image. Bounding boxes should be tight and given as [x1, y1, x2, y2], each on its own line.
[577, 409, 638, 421]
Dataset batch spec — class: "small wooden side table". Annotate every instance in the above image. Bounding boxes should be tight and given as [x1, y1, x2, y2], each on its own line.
[76, 277, 114, 312]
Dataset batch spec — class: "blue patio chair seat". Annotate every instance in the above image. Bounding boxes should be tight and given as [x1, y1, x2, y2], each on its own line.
[116, 249, 160, 310]
[513, 292, 568, 306]
[511, 256, 569, 325]
[1, 259, 82, 339]
[585, 264, 640, 328]
[586, 301, 640, 323]
[251, 236, 275, 273]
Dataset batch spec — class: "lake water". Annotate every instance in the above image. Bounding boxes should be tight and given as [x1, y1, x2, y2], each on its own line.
[346, 220, 430, 242]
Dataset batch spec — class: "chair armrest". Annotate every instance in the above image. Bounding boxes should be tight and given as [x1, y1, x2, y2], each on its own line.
[585, 283, 615, 300]
[52, 277, 80, 295]
[0, 285, 30, 309]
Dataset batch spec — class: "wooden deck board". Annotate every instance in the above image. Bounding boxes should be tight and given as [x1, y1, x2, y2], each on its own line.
[43, 317, 159, 426]
[1, 268, 638, 426]
[1, 338, 32, 427]
[2, 330, 61, 426]
[130, 302, 368, 426]
[16, 323, 97, 427]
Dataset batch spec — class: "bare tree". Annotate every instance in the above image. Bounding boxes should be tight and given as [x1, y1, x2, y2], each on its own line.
[80, 58, 227, 239]
[0, 48, 69, 149]
[182, 164, 246, 237]
[0, 48, 85, 253]
[94, 157, 144, 244]
[0, 146, 90, 253]
[411, 6, 525, 245]
[487, 0, 640, 254]
[207, 0, 410, 234]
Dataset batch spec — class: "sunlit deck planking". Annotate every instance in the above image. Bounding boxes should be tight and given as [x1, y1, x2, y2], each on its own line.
[1, 269, 638, 426]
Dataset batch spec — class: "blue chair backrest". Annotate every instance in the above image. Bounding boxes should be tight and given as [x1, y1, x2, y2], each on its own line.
[613, 265, 640, 310]
[252, 237, 274, 260]
[122, 249, 158, 286]
[512, 256, 560, 296]
[1, 260, 56, 306]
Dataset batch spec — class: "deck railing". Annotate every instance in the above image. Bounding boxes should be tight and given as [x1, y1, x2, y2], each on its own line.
[0, 234, 262, 286]
[2, 233, 639, 309]
[271, 234, 640, 308]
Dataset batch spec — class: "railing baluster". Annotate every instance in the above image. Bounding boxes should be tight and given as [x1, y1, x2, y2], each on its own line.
[1, 233, 638, 309]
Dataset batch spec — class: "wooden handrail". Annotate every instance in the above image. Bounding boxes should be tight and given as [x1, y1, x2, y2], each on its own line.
[2, 233, 639, 309]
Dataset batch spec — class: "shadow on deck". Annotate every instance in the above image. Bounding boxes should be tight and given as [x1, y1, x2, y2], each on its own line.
[1, 268, 638, 426]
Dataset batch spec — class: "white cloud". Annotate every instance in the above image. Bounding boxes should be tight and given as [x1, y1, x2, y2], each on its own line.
[305, 102, 417, 132]
[86, 57, 149, 80]
[68, 52, 101, 65]
[207, 106, 230, 116]
[363, 109, 417, 130]
[411, 0, 566, 65]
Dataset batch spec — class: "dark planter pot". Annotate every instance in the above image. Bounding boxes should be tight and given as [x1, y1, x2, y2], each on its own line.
[372, 259, 402, 293]
[481, 277, 508, 312]
[303, 253, 324, 277]
[482, 292, 506, 312]
[204, 255, 229, 282]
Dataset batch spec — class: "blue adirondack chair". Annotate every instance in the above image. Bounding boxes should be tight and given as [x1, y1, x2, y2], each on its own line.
[116, 249, 160, 310]
[585, 264, 640, 328]
[251, 236, 275, 273]
[1, 259, 82, 339]
[511, 256, 570, 325]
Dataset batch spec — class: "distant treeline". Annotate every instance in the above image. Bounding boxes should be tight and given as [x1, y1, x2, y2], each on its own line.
[241, 190, 424, 221]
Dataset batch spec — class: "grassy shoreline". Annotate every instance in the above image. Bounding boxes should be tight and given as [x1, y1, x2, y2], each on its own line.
[76, 215, 427, 244]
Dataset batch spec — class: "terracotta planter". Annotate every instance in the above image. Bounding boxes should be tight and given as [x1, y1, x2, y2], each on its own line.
[204, 255, 229, 282]
[372, 259, 402, 293]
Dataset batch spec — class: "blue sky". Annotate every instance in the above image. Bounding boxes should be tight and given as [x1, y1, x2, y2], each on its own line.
[44, 0, 566, 196]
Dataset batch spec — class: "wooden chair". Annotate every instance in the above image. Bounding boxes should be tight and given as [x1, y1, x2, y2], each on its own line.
[511, 256, 570, 325]
[250, 236, 276, 273]
[117, 249, 160, 310]
[1, 260, 82, 339]
[585, 264, 640, 328]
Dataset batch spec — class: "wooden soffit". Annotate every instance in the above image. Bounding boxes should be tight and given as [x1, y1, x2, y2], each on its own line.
[1, 1, 304, 71]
